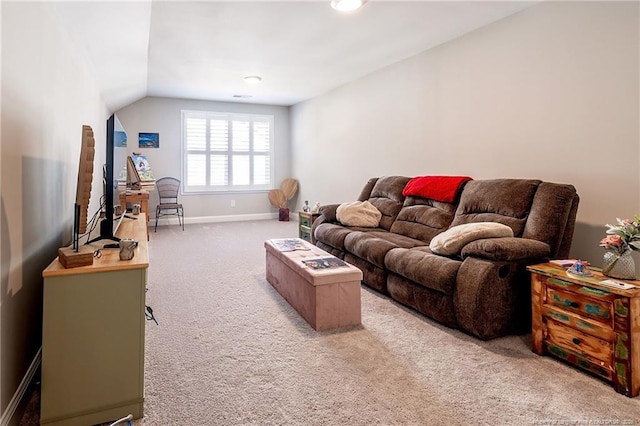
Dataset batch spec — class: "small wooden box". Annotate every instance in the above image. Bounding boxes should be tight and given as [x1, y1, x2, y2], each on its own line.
[58, 246, 94, 268]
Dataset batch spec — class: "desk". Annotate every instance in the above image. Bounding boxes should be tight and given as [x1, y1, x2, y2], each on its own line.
[41, 215, 149, 425]
[120, 190, 150, 240]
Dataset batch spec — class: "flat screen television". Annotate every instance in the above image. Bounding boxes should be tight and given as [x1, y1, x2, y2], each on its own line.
[88, 113, 128, 244]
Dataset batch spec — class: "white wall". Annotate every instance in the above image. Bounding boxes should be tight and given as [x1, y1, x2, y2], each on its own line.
[291, 1, 639, 263]
[1, 2, 108, 422]
[116, 97, 291, 221]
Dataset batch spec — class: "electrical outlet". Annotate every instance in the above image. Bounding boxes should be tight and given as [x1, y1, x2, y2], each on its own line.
[231, 200, 236, 208]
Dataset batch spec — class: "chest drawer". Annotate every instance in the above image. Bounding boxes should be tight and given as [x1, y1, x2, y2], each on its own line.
[300, 227, 312, 242]
[546, 285, 612, 324]
[529, 263, 640, 397]
[300, 215, 313, 227]
[541, 305, 614, 341]
[545, 319, 612, 367]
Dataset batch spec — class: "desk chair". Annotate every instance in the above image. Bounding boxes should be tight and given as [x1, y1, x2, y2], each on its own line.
[155, 177, 184, 231]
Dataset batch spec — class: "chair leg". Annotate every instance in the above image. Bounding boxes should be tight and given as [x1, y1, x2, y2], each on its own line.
[155, 207, 159, 232]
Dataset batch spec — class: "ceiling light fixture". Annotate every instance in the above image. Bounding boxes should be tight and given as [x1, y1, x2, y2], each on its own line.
[331, 0, 367, 12]
[243, 75, 262, 84]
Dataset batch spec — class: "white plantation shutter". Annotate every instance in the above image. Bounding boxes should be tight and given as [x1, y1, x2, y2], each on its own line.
[182, 110, 274, 193]
[232, 120, 250, 151]
[210, 119, 229, 186]
[185, 115, 207, 187]
[253, 119, 271, 185]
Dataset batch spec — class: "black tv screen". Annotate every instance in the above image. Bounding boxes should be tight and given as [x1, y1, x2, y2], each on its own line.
[88, 113, 127, 244]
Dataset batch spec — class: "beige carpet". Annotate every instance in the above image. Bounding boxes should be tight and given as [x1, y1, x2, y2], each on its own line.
[133, 220, 640, 425]
[19, 219, 640, 425]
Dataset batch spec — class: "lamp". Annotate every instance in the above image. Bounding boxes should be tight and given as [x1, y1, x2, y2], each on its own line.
[331, 0, 367, 12]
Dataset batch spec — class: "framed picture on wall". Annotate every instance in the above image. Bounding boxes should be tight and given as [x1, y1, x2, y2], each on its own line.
[138, 132, 159, 148]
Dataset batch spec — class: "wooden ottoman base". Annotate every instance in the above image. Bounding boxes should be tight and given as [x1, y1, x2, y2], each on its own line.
[265, 239, 362, 331]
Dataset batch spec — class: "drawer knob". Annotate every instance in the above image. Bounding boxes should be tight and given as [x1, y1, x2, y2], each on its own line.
[572, 337, 581, 345]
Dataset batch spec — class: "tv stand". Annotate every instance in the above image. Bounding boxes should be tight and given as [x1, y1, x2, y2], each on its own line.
[41, 214, 149, 425]
[86, 217, 120, 244]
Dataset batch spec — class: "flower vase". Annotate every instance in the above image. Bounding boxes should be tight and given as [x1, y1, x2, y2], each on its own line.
[602, 250, 636, 280]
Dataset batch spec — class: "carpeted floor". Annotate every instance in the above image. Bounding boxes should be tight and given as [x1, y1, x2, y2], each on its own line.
[22, 220, 640, 425]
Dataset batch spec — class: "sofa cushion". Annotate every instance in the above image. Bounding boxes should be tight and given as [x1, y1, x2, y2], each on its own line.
[313, 223, 355, 252]
[367, 176, 410, 231]
[450, 179, 541, 236]
[364, 231, 429, 249]
[385, 246, 462, 295]
[336, 201, 382, 227]
[522, 182, 579, 259]
[390, 196, 457, 242]
[429, 222, 514, 256]
[344, 230, 426, 269]
[344, 231, 399, 269]
[357, 177, 379, 201]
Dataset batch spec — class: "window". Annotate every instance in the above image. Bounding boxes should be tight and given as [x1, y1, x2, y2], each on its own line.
[182, 110, 274, 193]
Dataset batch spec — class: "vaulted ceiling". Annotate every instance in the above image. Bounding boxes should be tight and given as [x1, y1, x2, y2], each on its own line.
[52, 1, 537, 112]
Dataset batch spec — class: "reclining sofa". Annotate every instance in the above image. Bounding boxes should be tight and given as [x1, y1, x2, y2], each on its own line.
[311, 176, 579, 340]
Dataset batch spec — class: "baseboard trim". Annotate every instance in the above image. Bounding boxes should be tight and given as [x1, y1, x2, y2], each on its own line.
[1, 347, 42, 426]
[152, 213, 283, 227]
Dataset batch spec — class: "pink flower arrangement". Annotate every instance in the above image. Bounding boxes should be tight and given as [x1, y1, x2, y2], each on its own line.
[600, 216, 640, 255]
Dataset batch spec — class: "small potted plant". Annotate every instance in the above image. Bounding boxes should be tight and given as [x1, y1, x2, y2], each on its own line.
[600, 215, 640, 279]
[268, 178, 298, 221]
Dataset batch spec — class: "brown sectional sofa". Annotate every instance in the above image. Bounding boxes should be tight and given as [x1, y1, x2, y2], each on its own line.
[311, 176, 579, 340]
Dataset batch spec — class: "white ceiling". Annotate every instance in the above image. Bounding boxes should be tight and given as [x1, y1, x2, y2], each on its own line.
[52, 1, 538, 112]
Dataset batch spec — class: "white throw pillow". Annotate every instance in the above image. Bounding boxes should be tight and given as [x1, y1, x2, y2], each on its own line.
[336, 201, 382, 227]
[429, 222, 514, 256]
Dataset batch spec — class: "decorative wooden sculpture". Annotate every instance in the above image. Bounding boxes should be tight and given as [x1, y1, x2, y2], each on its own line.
[76, 125, 95, 233]
[58, 125, 96, 268]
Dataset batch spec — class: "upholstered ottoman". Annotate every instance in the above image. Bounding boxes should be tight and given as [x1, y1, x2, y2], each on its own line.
[265, 239, 363, 331]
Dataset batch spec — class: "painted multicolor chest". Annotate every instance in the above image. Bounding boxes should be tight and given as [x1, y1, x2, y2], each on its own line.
[528, 262, 640, 397]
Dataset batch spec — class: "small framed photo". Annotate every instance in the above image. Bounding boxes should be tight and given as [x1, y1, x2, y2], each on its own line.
[138, 132, 159, 148]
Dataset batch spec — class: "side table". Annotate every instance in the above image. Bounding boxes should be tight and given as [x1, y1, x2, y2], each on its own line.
[528, 262, 640, 397]
[119, 190, 150, 240]
[298, 211, 321, 243]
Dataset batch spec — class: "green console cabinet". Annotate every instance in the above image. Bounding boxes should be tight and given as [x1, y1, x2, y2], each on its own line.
[41, 215, 149, 425]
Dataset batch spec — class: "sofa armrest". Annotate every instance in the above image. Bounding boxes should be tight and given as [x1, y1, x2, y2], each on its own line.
[318, 204, 341, 223]
[454, 257, 534, 340]
[460, 237, 551, 262]
[310, 204, 341, 242]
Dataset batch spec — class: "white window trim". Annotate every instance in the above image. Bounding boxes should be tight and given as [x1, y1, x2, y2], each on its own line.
[181, 110, 275, 194]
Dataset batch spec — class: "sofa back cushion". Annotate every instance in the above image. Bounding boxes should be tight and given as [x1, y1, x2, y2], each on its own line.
[522, 182, 579, 258]
[367, 176, 410, 231]
[390, 196, 457, 242]
[357, 178, 379, 202]
[450, 179, 541, 236]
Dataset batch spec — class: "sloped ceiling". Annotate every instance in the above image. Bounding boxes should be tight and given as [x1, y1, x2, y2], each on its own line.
[53, 1, 537, 112]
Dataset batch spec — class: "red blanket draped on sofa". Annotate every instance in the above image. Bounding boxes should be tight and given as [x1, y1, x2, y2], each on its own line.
[402, 175, 473, 203]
